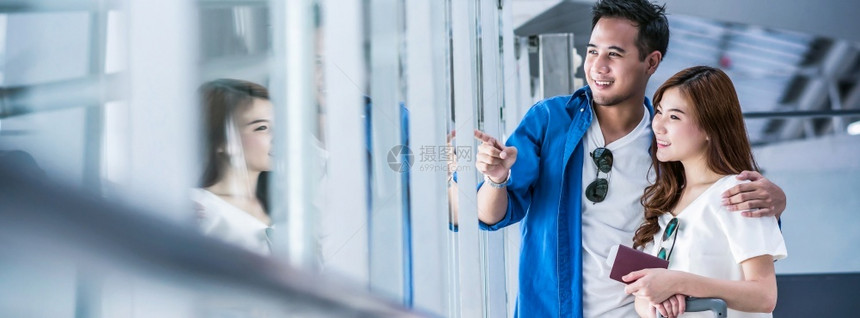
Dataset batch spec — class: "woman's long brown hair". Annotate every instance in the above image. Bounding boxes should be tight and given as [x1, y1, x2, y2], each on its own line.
[198, 79, 271, 211]
[633, 66, 760, 250]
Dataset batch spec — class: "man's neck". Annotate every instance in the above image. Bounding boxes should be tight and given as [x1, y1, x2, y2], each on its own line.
[593, 98, 645, 145]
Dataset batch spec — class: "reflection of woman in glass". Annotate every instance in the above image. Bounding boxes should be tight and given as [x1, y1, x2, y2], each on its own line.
[625, 66, 786, 318]
[193, 79, 273, 255]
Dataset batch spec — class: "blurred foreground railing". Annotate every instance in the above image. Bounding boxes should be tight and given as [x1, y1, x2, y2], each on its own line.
[0, 156, 423, 318]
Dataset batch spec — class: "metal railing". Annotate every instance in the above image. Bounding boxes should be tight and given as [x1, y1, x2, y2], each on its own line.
[0, 157, 423, 317]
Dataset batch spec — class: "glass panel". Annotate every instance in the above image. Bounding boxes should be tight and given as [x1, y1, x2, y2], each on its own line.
[193, 1, 275, 256]
[366, 0, 408, 302]
[0, 3, 198, 215]
[315, 0, 370, 286]
[0, 11, 94, 185]
[2, 12, 91, 86]
[403, 0, 457, 315]
[449, 0, 485, 316]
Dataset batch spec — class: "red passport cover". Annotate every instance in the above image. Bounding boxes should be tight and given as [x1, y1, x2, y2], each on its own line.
[609, 244, 669, 283]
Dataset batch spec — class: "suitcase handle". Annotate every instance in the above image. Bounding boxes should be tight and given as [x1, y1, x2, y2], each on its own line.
[656, 297, 727, 317]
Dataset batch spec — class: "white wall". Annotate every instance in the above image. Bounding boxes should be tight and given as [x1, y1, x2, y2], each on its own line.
[0, 12, 90, 185]
[1, 12, 90, 87]
[754, 134, 860, 274]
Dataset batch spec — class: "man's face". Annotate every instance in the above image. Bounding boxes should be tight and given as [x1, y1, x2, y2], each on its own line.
[584, 17, 657, 107]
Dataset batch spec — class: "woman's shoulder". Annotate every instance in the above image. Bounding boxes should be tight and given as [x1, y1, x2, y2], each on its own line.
[191, 188, 218, 218]
[718, 173, 744, 185]
[190, 187, 207, 197]
[712, 174, 747, 195]
[191, 188, 218, 207]
[190, 188, 237, 222]
[700, 175, 745, 209]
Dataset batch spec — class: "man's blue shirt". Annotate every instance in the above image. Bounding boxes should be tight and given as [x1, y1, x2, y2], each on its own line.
[479, 86, 653, 318]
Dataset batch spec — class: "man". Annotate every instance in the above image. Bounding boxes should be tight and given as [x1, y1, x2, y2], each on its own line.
[473, 0, 786, 317]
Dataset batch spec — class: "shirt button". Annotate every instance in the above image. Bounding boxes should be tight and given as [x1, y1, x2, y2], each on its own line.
[580, 108, 584, 112]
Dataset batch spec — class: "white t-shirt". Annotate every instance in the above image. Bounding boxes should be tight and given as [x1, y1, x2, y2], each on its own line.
[191, 188, 272, 255]
[647, 175, 787, 318]
[581, 105, 654, 317]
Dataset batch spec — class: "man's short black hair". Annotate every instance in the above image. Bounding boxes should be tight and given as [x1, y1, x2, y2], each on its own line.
[592, 0, 669, 61]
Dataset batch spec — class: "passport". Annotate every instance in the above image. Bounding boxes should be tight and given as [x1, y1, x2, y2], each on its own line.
[608, 244, 669, 283]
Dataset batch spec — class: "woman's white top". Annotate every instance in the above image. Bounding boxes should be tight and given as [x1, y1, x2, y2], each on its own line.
[191, 188, 271, 255]
[647, 175, 787, 318]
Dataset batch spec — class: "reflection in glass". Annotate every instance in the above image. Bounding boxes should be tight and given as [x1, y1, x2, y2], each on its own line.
[199, 5, 270, 61]
[193, 79, 274, 255]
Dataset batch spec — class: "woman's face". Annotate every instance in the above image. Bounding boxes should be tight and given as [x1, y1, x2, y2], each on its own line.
[652, 87, 709, 164]
[236, 97, 273, 172]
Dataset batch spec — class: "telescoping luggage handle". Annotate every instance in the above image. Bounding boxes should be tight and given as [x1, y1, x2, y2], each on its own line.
[657, 297, 727, 318]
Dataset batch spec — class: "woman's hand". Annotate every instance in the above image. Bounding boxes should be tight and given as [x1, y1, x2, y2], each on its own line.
[653, 294, 686, 318]
[623, 268, 685, 305]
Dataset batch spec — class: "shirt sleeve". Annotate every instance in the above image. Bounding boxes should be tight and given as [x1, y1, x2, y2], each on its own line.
[713, 178, 788, 263]
[479, 102, 549, 231]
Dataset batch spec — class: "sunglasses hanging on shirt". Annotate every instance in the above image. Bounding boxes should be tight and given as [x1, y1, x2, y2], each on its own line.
[585, 147, 613, 203]
[657, 217, 680, 261]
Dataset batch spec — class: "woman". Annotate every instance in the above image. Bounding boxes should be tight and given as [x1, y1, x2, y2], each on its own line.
[193, 79, 273, 255]
[624, 66, 786, 318]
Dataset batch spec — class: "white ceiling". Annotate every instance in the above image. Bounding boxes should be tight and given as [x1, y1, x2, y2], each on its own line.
[511, 0, 860, 145]
[511, 0, 561, 28]
[512, 0, 860, 44]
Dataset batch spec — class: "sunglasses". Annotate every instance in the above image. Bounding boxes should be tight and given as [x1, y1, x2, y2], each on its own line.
[585, 147, 613, 203]
[657, 217, 680, 261]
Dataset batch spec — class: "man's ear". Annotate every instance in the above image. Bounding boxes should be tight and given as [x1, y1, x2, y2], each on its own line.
[646, 50, 662, 74]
